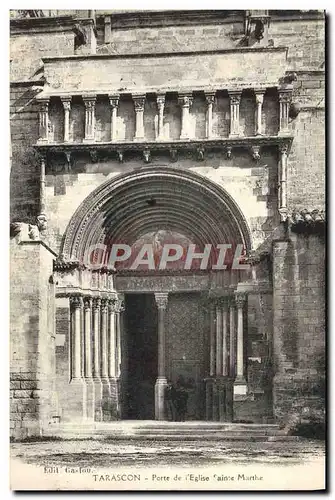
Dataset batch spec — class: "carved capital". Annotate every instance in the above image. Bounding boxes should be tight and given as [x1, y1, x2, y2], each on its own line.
[38, 98, 49, 113]
[226, 146, 232, 159]
[133, 96, 145, 112]
[117, 150, 124, 163]
[278, 90, 292, 104]
[83, 296, 92, 310]
[61, 97, 72, 111]
[156, 94, 165, 109]
[228, 92, 241, 105]
[279, 143, 289, 155]
[83, 96, 96, 109]
[92, 297, 101, 311]
[70, 295, 83, 309]
[178, 94, 193, 108]
[235, 293, 246, 308]
[101, 298, 109, 313]
[255, 90, 265, 105]
[90, 150, 98, 163]
[154, 292, 169, 310]
[108, 95, 119, 108]
[205, 92, 215, 106]
[115, 298, 125, 313]
[108, 298, 117, 312]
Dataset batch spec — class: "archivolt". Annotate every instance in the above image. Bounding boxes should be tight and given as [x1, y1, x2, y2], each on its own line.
[61, 167, 252, 262]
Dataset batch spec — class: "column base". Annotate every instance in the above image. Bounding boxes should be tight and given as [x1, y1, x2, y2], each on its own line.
[84, 378, 95, 421]
[93, 378, 103, 421]
[67, 378, 87, 421]
[155, 377, 167, 421]
[233, 377, 248, 400]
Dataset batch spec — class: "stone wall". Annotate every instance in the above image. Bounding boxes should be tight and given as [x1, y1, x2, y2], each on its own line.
[10, 234, 56, 439]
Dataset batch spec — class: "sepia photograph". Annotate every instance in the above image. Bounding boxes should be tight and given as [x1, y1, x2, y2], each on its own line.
[9, 7, 326, 491]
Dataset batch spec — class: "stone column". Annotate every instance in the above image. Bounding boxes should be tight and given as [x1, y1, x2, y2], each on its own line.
[61, 97, 72, 143]
[278, 90, 291, 135]
[109, 95, 119, 142]
[83, 95, 96, 142]
[156, 94, 165, 140]
[83, 296, 94, 420]
[278, 144, 289, 222]
[215, 301, 223, 377]
[70, 295, 83, 380]
[100, 299, 110, 405]
[133, 95, 145, 141]
[205, 92, 215, 139]
[38, 98, 49, 143]
[178, 94, 193, 140]
[228, 91, 241, 137]
[222, 301, 229, 377]
[254, 90, 265, 136]
[36, 154, 47, 233]
[92, 297, 102, 420]
[115, 297, 124, 378]
[229, 299, 236, 378]
[154, 292, 169, 420]
[209, 302, 216, 376]
[108, 299, 117, 380]
[234, 293, 247, 397]
[68, 295, 86, 420]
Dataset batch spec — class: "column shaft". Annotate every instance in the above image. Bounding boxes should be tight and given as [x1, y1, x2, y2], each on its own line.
[154, 292, 169, 420]
[61, 97, 71, 142]
[222, 302, 228, 377]
[100, 300, 108, 379]
[235, 293, 246, 381]
[83, 96, 96, 142]
[178, 94, 193, 139]
[205, 93, 215, 139]
[229, 301, 236, 378]
[93, 298, 101, 378]
[70, 296, 82, 380]
[83, 297, 92, 377]
[133, 95, 145, 140]
[228, 92, 241, 137]
[108, 300, 117, 378]
[109, 95, 119, 141]
[210, 304, 216, 376]
[157, 94, 165, 140]
[216, 304, 223, 376]
[38, 99, 49, 143]
[254, 91, 264, 136]
[279, 145, 288, 212]
[278, 91, 291, 135]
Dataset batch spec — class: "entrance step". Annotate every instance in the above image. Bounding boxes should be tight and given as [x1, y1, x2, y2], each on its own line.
[42, 421, 298, 442]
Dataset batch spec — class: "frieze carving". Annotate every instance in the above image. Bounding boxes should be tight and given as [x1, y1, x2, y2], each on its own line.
[288, 209, 325, 232]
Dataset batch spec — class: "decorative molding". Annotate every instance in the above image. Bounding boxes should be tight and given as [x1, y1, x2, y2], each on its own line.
[288, 209, 325, 232]
[69, 295, 83, 309]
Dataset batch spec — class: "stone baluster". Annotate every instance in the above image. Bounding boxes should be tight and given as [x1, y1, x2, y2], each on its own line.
[70, 295, 83, 380]
[154, 292, 169, 420]
[83, 95, 96, 142]
[229, 298, 236, 378]
[278, 90, 291, 135]
[278, 144, 289, 222]
[205, 92, 215, 139]
[133, 95, 146, 141]
[178, 94, 193, 140]
[254, 90, 265, 136]
[83, 296, 94, 420]
[156, 94, 165, 140]
[109, 95, 119, 142]
[228, 91, 241, 137]
[38, 98, 50, 143]
[61, 97, 72, 143]
[234, 293, 247, 397]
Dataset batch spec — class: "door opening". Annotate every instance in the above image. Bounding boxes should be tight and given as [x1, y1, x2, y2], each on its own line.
[124, 293, 158, 419]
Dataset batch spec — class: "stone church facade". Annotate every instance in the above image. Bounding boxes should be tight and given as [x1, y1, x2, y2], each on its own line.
[10, 10, 325, 439]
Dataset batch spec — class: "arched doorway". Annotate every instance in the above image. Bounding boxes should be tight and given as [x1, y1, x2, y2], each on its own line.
[58, 167, 253, 422]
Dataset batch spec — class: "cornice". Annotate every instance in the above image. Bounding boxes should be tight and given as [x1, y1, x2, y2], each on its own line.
[10, 15, 76, 34]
